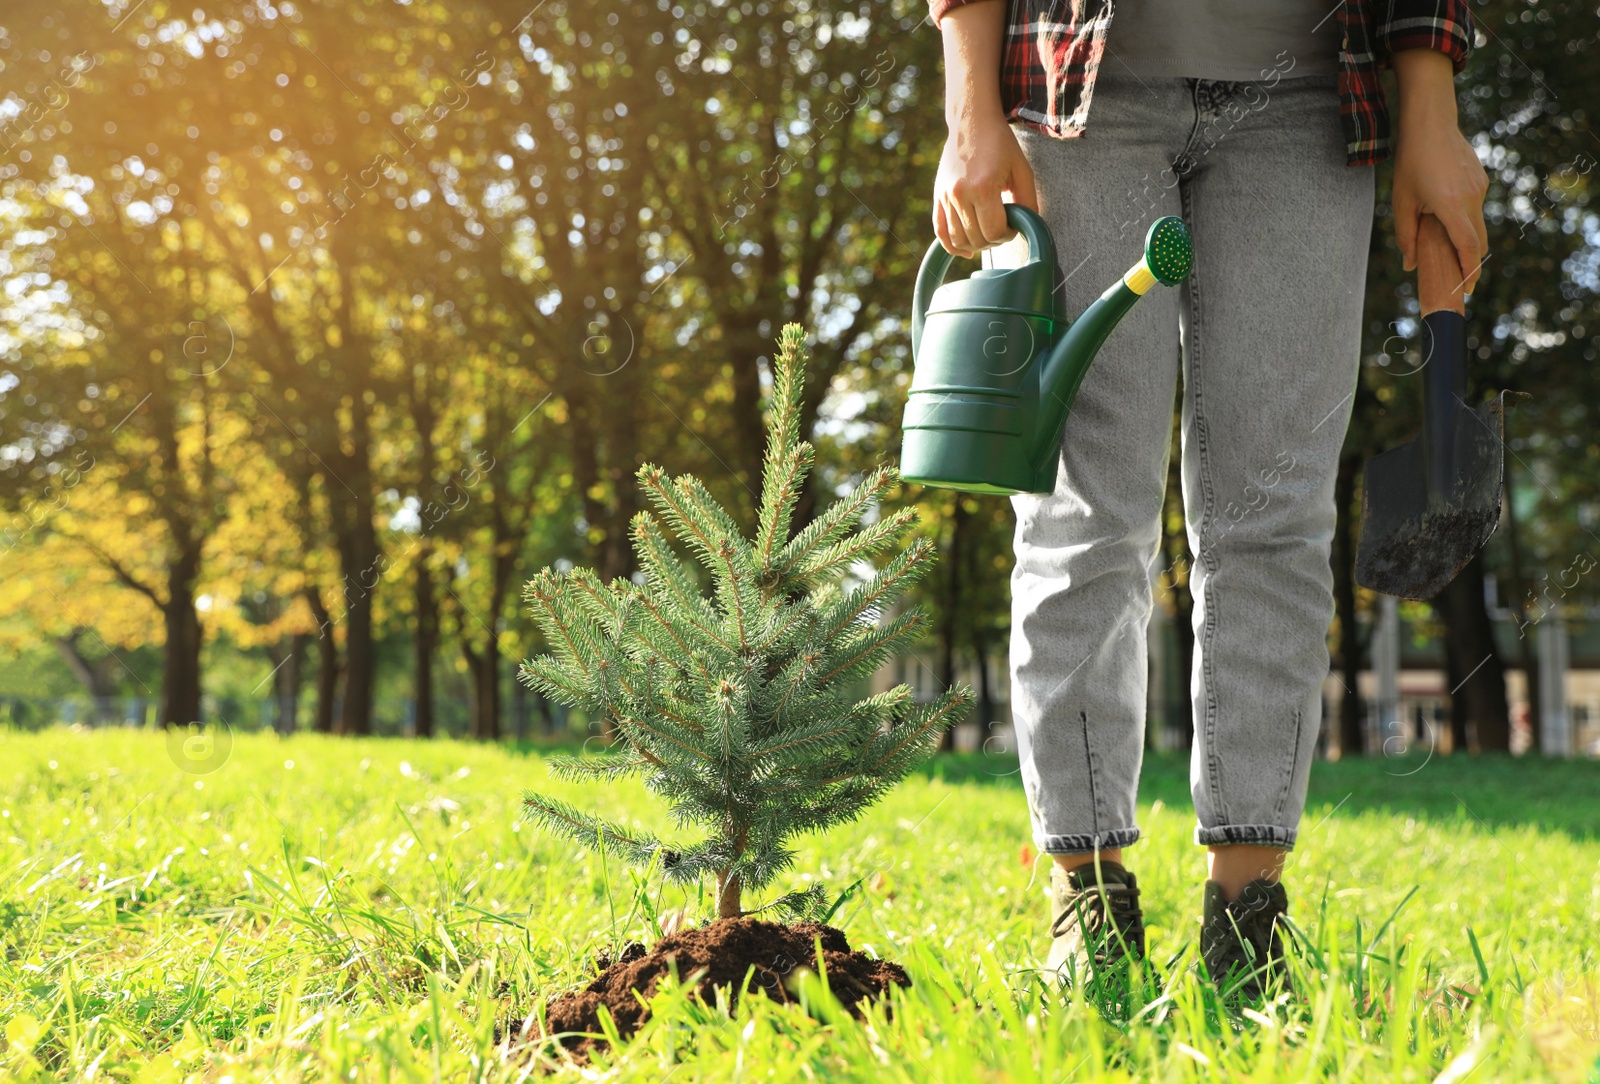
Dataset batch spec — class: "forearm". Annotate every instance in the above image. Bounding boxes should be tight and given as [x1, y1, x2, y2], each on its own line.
[931, 0, 1037, 254]
[940, 0, 1006, 130]
[1388, 46, 1487, 289]
[1391, 48, 1460, 143]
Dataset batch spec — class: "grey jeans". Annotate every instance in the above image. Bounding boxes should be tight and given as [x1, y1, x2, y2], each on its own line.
[992, 72, 1374, 854]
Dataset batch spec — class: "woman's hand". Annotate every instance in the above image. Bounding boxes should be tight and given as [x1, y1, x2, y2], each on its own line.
[935, 109, 1037, 259]
[1391, 49, 1488, 294]
[933, 1, 1038, 259]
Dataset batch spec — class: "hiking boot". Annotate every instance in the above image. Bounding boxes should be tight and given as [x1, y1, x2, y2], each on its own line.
[1046, 860, 1146, 980]
[1200, 877, 1290, 997]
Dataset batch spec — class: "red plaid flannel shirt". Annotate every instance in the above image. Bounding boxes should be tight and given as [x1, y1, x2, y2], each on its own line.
[927, 0, 1474, 166]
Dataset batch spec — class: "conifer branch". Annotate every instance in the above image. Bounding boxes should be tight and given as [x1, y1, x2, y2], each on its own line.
[632, 516, 733, 652]
[754, 325, 812, 573]
[866, 688, 975, 771]
[523, 573, 594, 677]
[636, 465, 731, 576]
[775, 464, 895, 575]
[520, 795, 663, 867]
[813, 611, 931, 687]
[714, 539, 752, 650]
[816, 538, 934, 643]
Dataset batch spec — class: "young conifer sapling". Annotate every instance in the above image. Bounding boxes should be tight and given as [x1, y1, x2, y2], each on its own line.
[520, 324, 971, 920]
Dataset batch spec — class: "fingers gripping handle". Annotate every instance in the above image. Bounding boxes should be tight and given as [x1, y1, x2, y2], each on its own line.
[912, 205, 1058, 356]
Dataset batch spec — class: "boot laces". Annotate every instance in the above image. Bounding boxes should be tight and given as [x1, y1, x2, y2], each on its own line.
[1051, 881, 1144, 950]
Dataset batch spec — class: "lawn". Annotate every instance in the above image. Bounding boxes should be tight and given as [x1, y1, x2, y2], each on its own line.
[2, 727, 1597, 1082]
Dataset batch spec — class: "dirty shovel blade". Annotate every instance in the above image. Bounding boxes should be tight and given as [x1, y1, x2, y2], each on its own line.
[1355, 393, 1507, 601]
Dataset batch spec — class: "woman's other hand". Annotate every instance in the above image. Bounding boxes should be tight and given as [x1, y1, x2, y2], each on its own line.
[1391, 48, 1488, 295]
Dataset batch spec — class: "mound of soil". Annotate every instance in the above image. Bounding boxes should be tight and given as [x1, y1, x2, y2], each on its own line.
[536, 917, 908, 1055]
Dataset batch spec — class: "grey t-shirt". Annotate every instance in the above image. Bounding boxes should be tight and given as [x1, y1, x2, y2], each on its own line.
[1103, 0, 1343, 82]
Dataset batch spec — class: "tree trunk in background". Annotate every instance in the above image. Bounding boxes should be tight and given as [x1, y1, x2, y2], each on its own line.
[1432, 553, 1510, 752]
[1160, 433, 1195, 749]
[458, 498, 519, 742]
[268, 633, 306, 734]
[510, 674, 528, 743]
[535, 689, 558, 735]
[1332, 454, 1366, 756]
[334, 498, 379, 736]
[463, 639, 501, 741]
[306, 587, 339, 734]
[55, 633, 121, 725]
[1500, 473, 1541, 748]
[973, 624, 996, 736]
[558, 304, 645, 588]
[322, 228, 382, 738]
[160, 546, 204, 726]
[413, 542, 437, 738]
[728, 328, 771, 498]
[410, 361, 439, 739]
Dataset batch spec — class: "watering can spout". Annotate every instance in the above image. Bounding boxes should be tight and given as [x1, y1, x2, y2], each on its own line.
[902, 209, 1191, 495]
[1028, 216, 1194, 487]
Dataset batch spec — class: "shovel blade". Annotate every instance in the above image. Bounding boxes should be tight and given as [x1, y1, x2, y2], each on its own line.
[1355, 394, 1507, 600]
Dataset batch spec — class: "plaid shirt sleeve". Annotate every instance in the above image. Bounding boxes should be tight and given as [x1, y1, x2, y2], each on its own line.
[1375, 0, 1474, 71]
[927, 0, 991, 26]
[1342, 0, 1475, 164]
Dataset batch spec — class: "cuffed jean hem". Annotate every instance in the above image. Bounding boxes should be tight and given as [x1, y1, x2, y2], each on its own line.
[1193, 824, 1298, 849]
[1038, 828, 1142, 855]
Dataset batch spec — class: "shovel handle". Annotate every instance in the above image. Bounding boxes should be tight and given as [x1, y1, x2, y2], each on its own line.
[1416, 214, 1466, 317]
[1417, 212, 1468, 505]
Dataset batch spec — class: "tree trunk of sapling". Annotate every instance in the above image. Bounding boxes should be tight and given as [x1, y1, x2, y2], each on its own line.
[716, 870, 743, 919]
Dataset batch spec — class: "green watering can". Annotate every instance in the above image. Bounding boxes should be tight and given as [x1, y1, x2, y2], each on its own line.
[901, 205, 1193, 495]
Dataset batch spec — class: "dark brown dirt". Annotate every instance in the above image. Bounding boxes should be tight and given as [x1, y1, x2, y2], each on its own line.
[533, 918, 909, 1057]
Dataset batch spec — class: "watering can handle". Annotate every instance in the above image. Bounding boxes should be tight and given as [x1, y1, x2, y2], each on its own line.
[911, 204, 1059, 358]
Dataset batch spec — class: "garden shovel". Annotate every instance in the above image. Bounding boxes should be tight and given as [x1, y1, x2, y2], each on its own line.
[1355, 215, 1506, 601]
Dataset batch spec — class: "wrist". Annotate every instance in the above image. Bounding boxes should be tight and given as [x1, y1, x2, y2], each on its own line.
[1397, 91, 1458, 129]
[945, 83, 1005, 131]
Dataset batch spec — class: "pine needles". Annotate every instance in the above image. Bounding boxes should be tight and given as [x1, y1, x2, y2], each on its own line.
[519, 323, 972, 920]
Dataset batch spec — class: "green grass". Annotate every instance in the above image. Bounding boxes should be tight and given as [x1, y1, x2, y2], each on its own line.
[2, 728, 1597, 1082]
